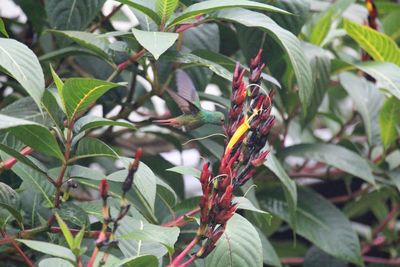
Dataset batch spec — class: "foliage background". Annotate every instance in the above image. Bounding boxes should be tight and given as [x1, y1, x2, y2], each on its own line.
[0, 0, 400, 266]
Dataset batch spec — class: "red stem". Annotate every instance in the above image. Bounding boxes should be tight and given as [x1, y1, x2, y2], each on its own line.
[162, 207, 200, 227]
[117, 48, 146, 72]
[178, 256, 196, 267]
[170, 236, 199, 266]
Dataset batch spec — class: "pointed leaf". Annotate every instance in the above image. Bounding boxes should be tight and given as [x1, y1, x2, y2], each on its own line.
[167, 0, 290, 28]
[379, 97, 400, 149]
[281, 143, 375, 185]
[343, 19, 400, 65]
[258, 186, 363, 266]
[214, 9, 313, 114]
[156, 0, 179, 23]
[49, 65, 66, 113]
[0, 18, 8, 37]
[131, 28, 178, 60]
[0, 38, 45, 108]
[17, 239, 76, 262]
[75, 137, 119, 160]
[62, 78, 121, 120]
[55, 213, 75, 250]
[74, 115, 135, 133]
[205, 213, 263, 267]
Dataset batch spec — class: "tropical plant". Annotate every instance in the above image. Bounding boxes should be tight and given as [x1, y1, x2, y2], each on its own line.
[0, 0, 399, 266]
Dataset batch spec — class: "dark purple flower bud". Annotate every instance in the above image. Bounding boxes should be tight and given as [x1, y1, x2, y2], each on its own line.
[251, 150, 270, 167]
[250, 49, 263, 70]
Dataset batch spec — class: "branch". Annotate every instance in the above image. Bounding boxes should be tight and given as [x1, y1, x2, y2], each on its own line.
[89, 4, 123, 32]
[162, 207, 200, 227]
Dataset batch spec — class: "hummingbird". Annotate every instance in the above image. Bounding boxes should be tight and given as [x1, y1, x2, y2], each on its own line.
[154, 70, 225, 131]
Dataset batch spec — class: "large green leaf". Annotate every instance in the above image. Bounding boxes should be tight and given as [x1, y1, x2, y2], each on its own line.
[214, 9, 313, 114]
[49, 31, 111, 61]
[257, 229, 282, 267]
[0, 182, 22, 227]
[74, 115, 135, 133]
[62, 78, 121, 120]
[115, 0, 161, 25]
[117, 255, 158, 267]
[205, 213, 263, 267]
[75, 137, 119, 160]
[258, 186, 363, 266]
[45, 0, 105, 30]
[264, 153, 297, 225]
[304, 246, 347, 267]
[0, 114, 64, 160]
[17, 239, 75, 262]
[167, 0, 290, 28]
[343, 19, 400, 66]
[268, 0, 310, 35]
[0, 38, 45, 108]
[131, 28, 178, 60]
[379, 97, 400, 149]
[339, 72, 383, 146]
[116, 216, 168, 258]
[119, 221, 179, 253]
[353, 62, 400, 100]
[12, 163, 55, 207]
[38, 258, 74, 267]
[156, 0, 178, 24]
[281, 143, 375, 185]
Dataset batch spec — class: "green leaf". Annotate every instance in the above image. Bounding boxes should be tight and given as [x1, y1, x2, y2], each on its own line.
[156, 0, 178, 24]
[268, 0, 310, 35]
[74, 115, 135, 133]
[45, 0, 105, 31]
[379, 97, 400, 149]
[75, 137, 119, 160]
[214, 9, 313, 114]
[73, 226, 85, 250]
[117, 255, 158, 267]
[256, 228, 282, 267]
[12, 163, 55, 207]
[281, 143, 375, 185]
[116, 216, 168, 258]
[0, 182, 22, 227]
[17, 239, 76, 262]
[258, 186, 363, 266]
[62, 78, 121, 120]
[49, 31, 111, 61]
[167, 0, 290, 28]
[38, 258, 74, 267]
[131, 28, 178, 60]
[55, 213, 75, 250]
[205, 213, 263, 267]
[340, 72, 383, 145]
[0, 114, 64, 160]
[235, 197, 272, 222]
[343, 19, 400, 66]
[0, 143, 46, 174]
[353, 62, 400, 100]
[115, 0, 161, 25]
[304, 246, 347, 267]
[166, 166, 201, 178]
[57, 202, 90, 228]
[119, 220, 180, 253]
[0, 18, 8, 37]
[0, 38, 45, 109]
[49, 65, 66, 113]
[264, 153, 297, 225]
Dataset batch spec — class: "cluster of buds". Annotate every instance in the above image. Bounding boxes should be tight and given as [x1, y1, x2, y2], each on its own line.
[88, 149, 142, 267]
[195, 49, 275, 258]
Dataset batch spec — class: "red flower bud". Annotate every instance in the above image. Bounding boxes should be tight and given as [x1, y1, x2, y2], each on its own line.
[250, 49, 263, 70]
[99, 179, 109, 200]
[251, 150, 270, 167]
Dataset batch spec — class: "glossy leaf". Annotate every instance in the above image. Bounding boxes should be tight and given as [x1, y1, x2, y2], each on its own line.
[343, 19, 400, 65]
[205, 213, 263, 267]
[281, 143, 375, 185]
[17, 239, 76, 262]
[166, 166, 201, 178]
[117, 255, 158, 267]
[55, 213, 75, 249]
[0, 38, 45, 108]
[156, 0, 178, 24]
[45, 0, 106, 31]
[235, 197, 272, 223]
[62, 78, 121, 120]
[74, 115, 135, 133]
[131, 28, 178, 60]
[379, 97, 400, 149]
[38, 258, 74, 267]
[258, 186, 363, 266]
[167, 0, 290, 28]
[0, 182, 22, 227]
[75, 137, 119, 160]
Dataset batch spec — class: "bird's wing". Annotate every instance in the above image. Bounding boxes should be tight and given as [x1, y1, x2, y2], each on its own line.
[166, 88, 200, 115]
[175, 69, 201, 107]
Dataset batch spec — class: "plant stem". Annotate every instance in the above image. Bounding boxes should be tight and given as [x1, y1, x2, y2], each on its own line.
[106, 48, 146, 82]
[89, 4, 123, 32]
[162, 207, 200, 227]
[170, 236, 199, 266]
[1, 230, 34, 267]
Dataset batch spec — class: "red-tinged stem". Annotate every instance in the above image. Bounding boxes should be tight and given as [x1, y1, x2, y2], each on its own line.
[89, 3, 123, 32]
[106, 48, 146, 82]
[170, 236, 199, 267]
[1, 230, 33, 267]
[280, 257, 304, 265]
[371, 203, 400, 238]
[162, 207, 200, 227]
[0, 146, 33, 170]
[363, 256, 400, 265]
[50, 227, 110, 239]
[87, 247, 99, 267]
[178, 256, 196, 267]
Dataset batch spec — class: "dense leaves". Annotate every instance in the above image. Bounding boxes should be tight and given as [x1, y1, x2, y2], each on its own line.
[0, 0, 399, 266]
